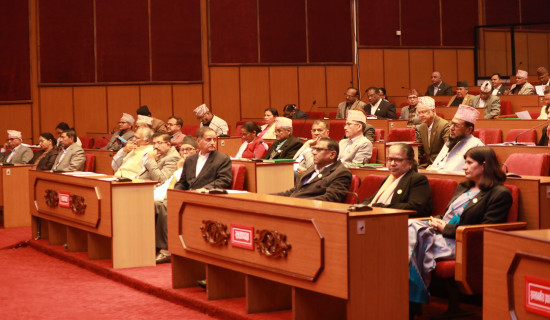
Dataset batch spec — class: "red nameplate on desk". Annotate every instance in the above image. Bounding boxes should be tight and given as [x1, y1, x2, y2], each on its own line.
[230, 224, 254, 250]
[59, 191, 71, 208]
[525, 275, 550, 317]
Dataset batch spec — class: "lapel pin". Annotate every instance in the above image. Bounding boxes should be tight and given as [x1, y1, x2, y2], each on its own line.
[397, 189, 403, 194]
[318, 174, 322, 179]
[473, 198, 478, 204]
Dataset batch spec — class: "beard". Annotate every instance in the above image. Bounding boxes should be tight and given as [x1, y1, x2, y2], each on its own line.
[446, 133, 466, 150]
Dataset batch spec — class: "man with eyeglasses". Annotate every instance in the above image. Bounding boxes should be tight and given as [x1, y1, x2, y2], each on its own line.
[274, 137, 352, 202]
[112, 127, 154, 176]
[469, 81, 501, 119]
[415, 96, 449, 169]
[264, 117, 303, 160]
[0, 130, 33, 164]
[430, 105, 484, 172]
[364, 86, 397, 119]
[338, 110, 373, 166]
[165, 116, 185, 148]
[399, 89, 422, 126]
[141, 132, 181, 183]
[293, 120, 330, 174]
[104, 113, 135, 151]
[336, 87, 367, 119]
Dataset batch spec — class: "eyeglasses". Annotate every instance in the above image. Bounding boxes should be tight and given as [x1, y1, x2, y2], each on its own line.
[417, 110, 431, 115]
[165, 123, 177, 127]
[450, 122, 465, 128]
[387, 157, 407, 163]
[311, 147, 330, 153]
[344, 94, 356, 98]
[153, 141, 170, 146]
[180, 147, 195, 153]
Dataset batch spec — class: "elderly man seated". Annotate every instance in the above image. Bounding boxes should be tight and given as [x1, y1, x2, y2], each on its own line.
[104, 113, 135, 151]
[52, 129, 86, 172]
[430, 105, 484, 172]
[136, 105, 166, 133]
[399, 89, 422, 126]
[293, 120, 330, 173]
[415, 96, 449, 169]
[336, 87, 367, 119]
[362, 143, 432, 217]
[274, 137, 352, 202]
[264, 117, 303, 160]
[141, 132, 181, 183]
[0, 130, 33, 164]
[194, 104, 229, 136]
[338, 110, 373, 166]
[447, 81, 474, 106]
[508, 70, 535, 95]
[112, 127, 154, 177]
[469, 81, 501, 119]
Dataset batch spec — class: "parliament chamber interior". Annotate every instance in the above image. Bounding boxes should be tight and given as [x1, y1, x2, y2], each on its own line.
[1, 0, 550, 319]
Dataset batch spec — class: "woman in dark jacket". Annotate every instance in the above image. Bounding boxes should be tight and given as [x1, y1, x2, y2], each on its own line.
[31, 132, 59, 170]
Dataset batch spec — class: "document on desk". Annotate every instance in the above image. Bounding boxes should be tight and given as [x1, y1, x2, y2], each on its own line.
[515, 111, 532, 120]
[62, 172, 108, 177]
[536, 85, 546, 96]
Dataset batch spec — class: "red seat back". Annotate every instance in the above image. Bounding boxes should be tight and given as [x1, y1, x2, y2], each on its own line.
[387, 128, 415, 142]
[231, 164, 245, 190]
[292, 120, 313, 139]
[328, 120, 346, 140]
[92, 137, 109, 149]
[427, 178, 458, 216]
[356, 175, 386, 203]
[305, 111, 324, 119]
[79, 136, 95, 149]
[369, 147, 378, 164]
[504, 129, 536, 144]
[328, 111, 337, 119]
[504, 184, 519, 222]
[500, 100, 512, 115]
[374, 129, 385, 141]
[473, 128, 502, 144]
[345, 175, 361, 204]
[504, 153, 550, 176]
[181, 125, 200, 137]
[435, 101, 448, 107]
[84, 154, 95, 172]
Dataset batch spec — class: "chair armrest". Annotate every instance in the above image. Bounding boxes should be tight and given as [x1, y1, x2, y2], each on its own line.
[455, 221, 527, 294]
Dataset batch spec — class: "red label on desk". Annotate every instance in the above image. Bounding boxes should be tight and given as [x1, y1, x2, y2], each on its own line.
[230, 224, 254, 250]
[525, 276, 550, 317]
[59, 191, 70, 208]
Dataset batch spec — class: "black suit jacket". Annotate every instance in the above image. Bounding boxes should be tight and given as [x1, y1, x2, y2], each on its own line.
[538, 125, 549, 146]
[264, 135, 303, 159]
[291, 109, 309, 119]
[175, 150, 232, 190]
[425, 81, 453, 96]
[364, 99, 397, 119]
[275, 160, 352, 202]
[362, 170, 432, 217]
[438, 184, 512, 239]
[31, 148, 59, 171]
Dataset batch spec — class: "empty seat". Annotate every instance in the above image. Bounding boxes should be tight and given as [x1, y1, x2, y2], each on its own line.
[84, 154, 96, 172]
[374, 129, 385, 141]
[92, 137, 109, 149]
[231, 164, 246, 190]
[387, 128, 415, 142]
[305, 111, 324, 119]
[504, 129, 537, 144]
[345, 175, 361, 204]
[181, 125, 200, 136]
[473, 128, 502, 144]
[79, 136, 95, 149]
[504, 153, 550, 176]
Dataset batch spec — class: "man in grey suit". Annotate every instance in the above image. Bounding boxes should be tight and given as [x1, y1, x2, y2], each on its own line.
[141, 132, 181, 183]
[336, 87, 367, 119]
[0, 130, 33, 164]
[338, 110, 373, 166]
[52, 129, 86, 172]
[469, 81, 501, 119]
[415, 96, 450, 169]
[425, 71, 453, 96]
[104, 113, 135, 151]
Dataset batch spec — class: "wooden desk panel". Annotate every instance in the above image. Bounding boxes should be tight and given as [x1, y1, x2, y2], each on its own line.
[484, 229, 550, 319]
[1, 165, 32, 228]
[232, 159, 295, 193]
[217, 137, 243, 157]
[84, 149, 115, 175]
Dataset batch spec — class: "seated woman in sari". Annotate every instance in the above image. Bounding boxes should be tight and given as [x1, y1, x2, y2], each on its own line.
[258, 108, 278, 139]
[31, 132, 59, 170]
[363, 143, 432, 217]
[235, 122, 269, 159]
[408, 146, 512, 315]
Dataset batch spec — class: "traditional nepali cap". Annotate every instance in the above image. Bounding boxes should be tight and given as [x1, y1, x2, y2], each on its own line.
[516, 69, 528, 78]
[457, 80, 468, 87]
[136, 105, 151, 116]
[136, 115, 153, 125]
[181, 135, 198, 149]
[480, 81, 492, 93]
[275, 116, 293, 128]
[417, 96, 435, 109]
[7, 130, 22, 139]
[455, 104, 480, 124]
[536, 66, 548, 76]
[193, 104, 210, 117]
[347, 109, 366, 124]
[120, 113, 135, 124]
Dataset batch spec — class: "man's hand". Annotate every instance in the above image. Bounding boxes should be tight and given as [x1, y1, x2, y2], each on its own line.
[123, 141, 137, 153]
[147, 150, 158, 162]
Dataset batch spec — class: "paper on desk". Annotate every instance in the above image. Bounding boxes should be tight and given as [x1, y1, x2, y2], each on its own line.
[536, 85, 546, 96]
[62, 172, 107, 177]
[515, 111, 532, 120]
[98, 177, 118, 181]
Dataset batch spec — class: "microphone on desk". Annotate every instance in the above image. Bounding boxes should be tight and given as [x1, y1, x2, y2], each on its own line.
[513, 120, 550, 145]
[296, 100, 316, 140]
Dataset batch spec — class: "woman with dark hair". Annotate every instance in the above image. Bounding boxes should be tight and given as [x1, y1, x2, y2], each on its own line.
[408, 146, 512, 315]
[235, 122, 269, 159]
[31, 132, 59, 170]
[362, 143, 432, 217]
[259, 108, 279, 139]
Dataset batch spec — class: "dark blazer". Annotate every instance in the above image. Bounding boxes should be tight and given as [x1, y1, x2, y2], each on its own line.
[31, 148, 59, 170]
[264, 135, 303, 159]
[362, 170, 432, 217]
[493, 85, 510, 95]
[416, 116, 450, 168]
[425, 81, 453, 96]
[439, 184, 512, 239]
[275, 160, 352, 203]
[174, 150, 232, 190]
[291, 109, 309, 119]
[364, 99, 397, 119]
[538, 125, 549, 146]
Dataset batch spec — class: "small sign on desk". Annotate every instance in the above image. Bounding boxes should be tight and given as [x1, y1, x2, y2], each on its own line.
[525, 275, 550, 317]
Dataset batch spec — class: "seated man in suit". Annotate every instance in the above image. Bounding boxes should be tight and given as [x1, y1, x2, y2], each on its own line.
[104, 113, 135, 151]
[364, 86, 396, 119]
[52, 129, 86, 172]
[264, 117, 303, 159]
[283, 104, 309, 119]
[0, 130, 33, 164]
[194, 104, 229, 136]
[430, 105, 484, 172]
[166, 116, 185, 148]
[294, 120, 330, 174]
[399, 89, 422, 126]
[425, 71, 453, 96]
[415, 96, 449, 169]
[491, 73, 510, 95]
[274, 137, 352, 203]
[142, 132, 181, 183]
[336, 87, 366, 119]
[136, 105, 166, 133]
[508, 70, 535, 95]
[469, 81, 501, 119]
[447, 81, 474, 106]
[338, 110, 373, 166]
[112, 127, 154, 177]
[537, 66, 550, 89]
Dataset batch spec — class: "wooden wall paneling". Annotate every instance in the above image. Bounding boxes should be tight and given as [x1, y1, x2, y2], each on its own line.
[434, 50, 458, 87]
[140, 85, 173, 124]
[484, 0, 519, 25]
[106, 86, 141, 134]
[478, 30, 486, 77]
[408, 50, 434, 95]
[210, 67, 240, 129]
[483, 31, 508, 76]
[0, 105, 33, 144]
[298, 66, 327, 110]
[457, 50, 475, 87]
[401, 0, 440, 46]
[29, 0, 40, 141]
[39, 87, 74, 134]
[356, 0, 399, 46]
[172, 84, 204, 125]
[240, 67, 270, 119]
[441, 0, 478, 46]
[527, 33, 549, 75]
[521, 0, 550, 24]
[268, 67, 299, 111]
[357, 49, 384, 93]
[325, 66, 353, 108]
[73, 87, 108, 136]
[506, 31, 513, 76]
[383, 50, 409, 98]
[514, 33, 529, 74]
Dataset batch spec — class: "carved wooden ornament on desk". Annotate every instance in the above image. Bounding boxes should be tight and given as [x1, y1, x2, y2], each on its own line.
[255, 230, 291, 258]
[44, 189, 59, 208]
[69, 195, 87, 215]
[200, 220, 229, 246]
